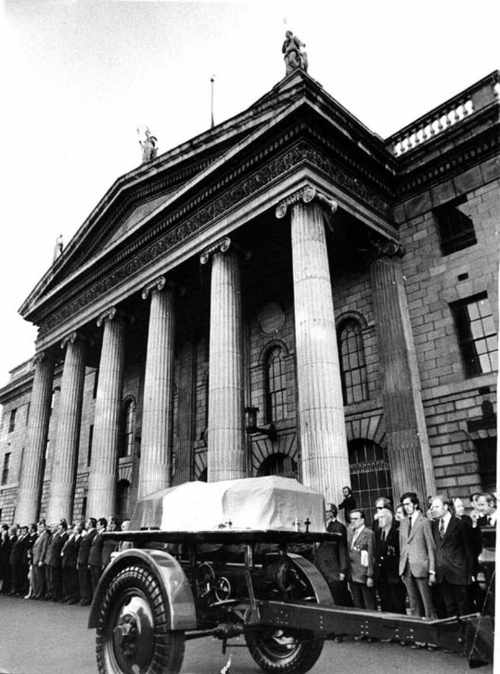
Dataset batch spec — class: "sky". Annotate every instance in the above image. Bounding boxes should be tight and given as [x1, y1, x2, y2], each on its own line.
[0, 0, 498, 388]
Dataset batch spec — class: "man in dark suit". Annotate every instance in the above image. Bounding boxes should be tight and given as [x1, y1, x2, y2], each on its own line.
[399, 492, 436, 619]
[45, 519, 68, 601]
[0, 523, 12, 593]
[429, 495, 474, 617]
[347, 509, 376, 610]
[9, 525, 28, 596]
[314, 504, 351, 606]
[61, 522, 83, 603]
[374, 507, 406, 613]
[88, 517, 107, 597]
[77, 518, 97, 606]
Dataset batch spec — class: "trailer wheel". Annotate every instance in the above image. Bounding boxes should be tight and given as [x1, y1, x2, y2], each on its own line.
[246, 628, 323, 673]
[95, 563, 185, 674]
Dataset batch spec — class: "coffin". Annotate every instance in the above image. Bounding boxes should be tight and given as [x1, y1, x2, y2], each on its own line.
[131, 475, 326, 533]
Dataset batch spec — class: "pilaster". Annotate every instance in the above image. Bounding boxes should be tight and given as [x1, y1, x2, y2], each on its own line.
[369, 242, 435, 500]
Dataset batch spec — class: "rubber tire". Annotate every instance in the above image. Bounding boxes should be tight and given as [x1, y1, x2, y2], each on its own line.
[95, 563, 185, 674]
[245, 629, 324, 674]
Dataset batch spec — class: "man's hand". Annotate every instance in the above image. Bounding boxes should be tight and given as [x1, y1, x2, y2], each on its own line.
[428, 571, 436, 586]
[339, 572, 345, 581]
[366, 577, 374, 588]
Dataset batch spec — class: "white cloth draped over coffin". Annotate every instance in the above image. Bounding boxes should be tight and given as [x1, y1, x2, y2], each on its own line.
[132, 476, 326, 533]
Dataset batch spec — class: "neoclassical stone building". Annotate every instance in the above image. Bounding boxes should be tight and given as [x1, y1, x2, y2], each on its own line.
[0, 63, 498, 525]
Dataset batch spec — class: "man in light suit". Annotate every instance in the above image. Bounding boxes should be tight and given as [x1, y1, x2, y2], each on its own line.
[399, 492, 437, 618]
[347, 509, 376, 610]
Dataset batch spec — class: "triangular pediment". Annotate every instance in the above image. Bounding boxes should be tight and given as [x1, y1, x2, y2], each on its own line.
[20, 69, 389, 322]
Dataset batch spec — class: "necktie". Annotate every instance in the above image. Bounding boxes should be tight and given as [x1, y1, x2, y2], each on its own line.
[439, 518, 445, 538]
[408, 516, 412, 534]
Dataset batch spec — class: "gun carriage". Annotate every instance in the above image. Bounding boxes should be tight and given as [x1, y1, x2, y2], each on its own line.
[88, 477, 494, 673]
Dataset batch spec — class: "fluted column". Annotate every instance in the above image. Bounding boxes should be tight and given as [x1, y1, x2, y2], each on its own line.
[370, 244, 435, 500]
[87, 308, 125, 518]
[46, 333, 86, 524]
[201, 237, 245, 481]
[276, 185, 350, 505]
[138, 277, 175, 498]
[16, 352, 54, 524]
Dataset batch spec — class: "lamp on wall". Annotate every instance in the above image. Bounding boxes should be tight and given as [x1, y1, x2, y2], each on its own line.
[245, 406, 277, 442]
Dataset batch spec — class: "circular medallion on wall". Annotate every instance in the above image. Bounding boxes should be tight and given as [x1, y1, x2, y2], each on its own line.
[257, 302, 285, 335]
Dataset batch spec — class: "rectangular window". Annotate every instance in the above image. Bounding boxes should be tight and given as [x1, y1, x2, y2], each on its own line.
[8, 409, 16, 433]
[88, 425, 94, 466]
[451, 293, 498, 377]
[434, 195, 476, 256]
[1, 453, 11, 485]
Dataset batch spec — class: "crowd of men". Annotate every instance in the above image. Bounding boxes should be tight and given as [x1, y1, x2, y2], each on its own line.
[314, 488, 496, 633]
[0, 516, 129, 606]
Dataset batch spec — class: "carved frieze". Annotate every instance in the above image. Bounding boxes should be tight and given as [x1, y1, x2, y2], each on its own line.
[38, 137, 390, 338]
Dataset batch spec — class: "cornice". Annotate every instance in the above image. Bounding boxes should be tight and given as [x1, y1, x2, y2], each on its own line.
[395, 120, 499, 199]
[36, 135, 393, 339]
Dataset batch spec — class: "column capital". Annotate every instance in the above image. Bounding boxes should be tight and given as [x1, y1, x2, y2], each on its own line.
[275, 184, 338, 221]
[200, 236, 232, 265]
[96, 306, 119, 328]
[32, 350, 53, 367]
[368, 236, 405, 261]
[141, 275, 167, 300]
[60, 330, 86, 350]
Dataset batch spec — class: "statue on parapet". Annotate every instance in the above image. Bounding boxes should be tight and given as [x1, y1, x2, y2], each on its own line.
[282, 30, 308, 75]
[137, 126, 158, 163]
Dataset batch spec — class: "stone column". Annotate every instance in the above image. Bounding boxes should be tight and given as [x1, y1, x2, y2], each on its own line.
[276, 185, 350, 506]
[138, 277, 176, 499]
[87, 308, 125, 518]
[201, 237, 245, 481]
[46, 333, 87, 524]
[16, 352, 54, 525]
[369, 244, 435, 501]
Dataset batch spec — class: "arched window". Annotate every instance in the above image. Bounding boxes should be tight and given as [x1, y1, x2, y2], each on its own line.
[265, 346, 287, 423]
[338, 319, 368, 404]
[119, 397, 136, 458]
[348, 439, 392, 520]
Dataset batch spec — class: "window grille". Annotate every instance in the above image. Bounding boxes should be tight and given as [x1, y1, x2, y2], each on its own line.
[338, 319, 369, 404]
[348, 439, 392, 521]
[451, 293, 497, 377]
[265, 347, 287, 423]
[120, 398, 136, 458]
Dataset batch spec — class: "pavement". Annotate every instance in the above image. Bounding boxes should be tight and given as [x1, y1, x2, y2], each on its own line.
[0, 595, 493, 674]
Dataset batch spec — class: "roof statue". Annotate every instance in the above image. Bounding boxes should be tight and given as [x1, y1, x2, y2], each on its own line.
[53, 234, 64, 262]
[137, 126, 158, 163]
[282, 30, 308, 76]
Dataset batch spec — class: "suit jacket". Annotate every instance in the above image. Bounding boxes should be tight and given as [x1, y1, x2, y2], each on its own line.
[314, 520, 348, 582]
[374, 523, 401, 584]
[347, 526, 375, 583]
[0, 534, 12, 576]
[77, 528, 97, 567]
[46, 531, 68, 567]
[88, 531, 105, 568]
[9, 533, 27, 566]
[432, 515, 473, 586]
[32, 530, 50, 565]
[61, 534, 81, 569]
[399, 511, 435, 578]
